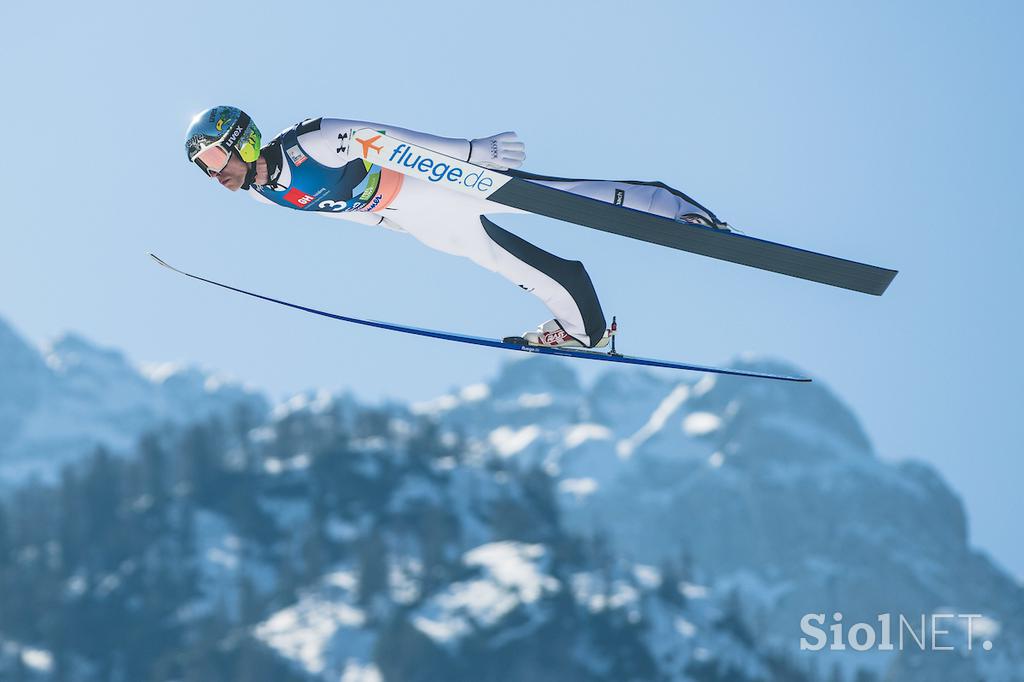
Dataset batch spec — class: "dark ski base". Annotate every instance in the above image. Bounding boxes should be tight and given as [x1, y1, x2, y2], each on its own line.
[149, 254, 810, 383]
[491, 172, 898, 296]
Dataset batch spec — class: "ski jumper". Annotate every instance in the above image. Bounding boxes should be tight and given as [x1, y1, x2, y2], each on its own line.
[249, 118, 716, 347]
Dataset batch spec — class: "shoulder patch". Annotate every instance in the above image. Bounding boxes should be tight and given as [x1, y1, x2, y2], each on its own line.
[295, 117, 323, 136]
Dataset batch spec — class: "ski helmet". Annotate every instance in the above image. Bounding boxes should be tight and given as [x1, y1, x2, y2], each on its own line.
[185, 105, 261, 176]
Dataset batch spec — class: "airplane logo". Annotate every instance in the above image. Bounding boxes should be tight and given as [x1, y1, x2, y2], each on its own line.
[356, 134, 383, 158]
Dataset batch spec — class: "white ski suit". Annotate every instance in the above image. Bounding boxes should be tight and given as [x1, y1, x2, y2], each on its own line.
[249, 118, 715, 346]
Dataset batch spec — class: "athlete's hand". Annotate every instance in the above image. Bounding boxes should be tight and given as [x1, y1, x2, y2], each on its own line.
[469, 131, 526, 170]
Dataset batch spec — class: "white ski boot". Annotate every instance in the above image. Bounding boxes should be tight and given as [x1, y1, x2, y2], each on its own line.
[505, 319, 615, 349]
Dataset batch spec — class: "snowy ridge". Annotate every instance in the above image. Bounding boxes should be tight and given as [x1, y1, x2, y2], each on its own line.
[223, 388, 793, 682]
[0, 317, 1021, 681]
[408, 356, 1024, 682]
[0, 317, 267, 483]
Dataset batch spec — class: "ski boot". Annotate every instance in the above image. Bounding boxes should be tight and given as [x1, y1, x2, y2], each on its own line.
[676, 212, 732, 232]
[504, 319, 615, 349]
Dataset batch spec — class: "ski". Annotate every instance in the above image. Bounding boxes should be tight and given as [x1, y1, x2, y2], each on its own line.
[353, 129, 897, 296]
[149, 254, 810, 383]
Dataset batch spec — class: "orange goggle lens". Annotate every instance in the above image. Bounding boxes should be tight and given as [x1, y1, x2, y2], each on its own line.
[194, 144, 231, 175]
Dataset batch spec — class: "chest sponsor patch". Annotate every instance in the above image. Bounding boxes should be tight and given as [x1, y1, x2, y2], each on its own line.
[284, 188, 316, 208]
[286, 144, 308, 167]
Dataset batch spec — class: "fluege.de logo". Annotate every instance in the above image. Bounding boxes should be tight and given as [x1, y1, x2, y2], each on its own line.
[356, 134, 496, 191]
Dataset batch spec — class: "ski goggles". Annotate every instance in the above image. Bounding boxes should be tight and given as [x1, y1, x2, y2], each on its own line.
[193, 143, 232, 176]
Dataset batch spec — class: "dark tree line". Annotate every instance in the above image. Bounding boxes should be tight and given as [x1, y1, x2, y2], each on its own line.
[0, 396, 822, 682]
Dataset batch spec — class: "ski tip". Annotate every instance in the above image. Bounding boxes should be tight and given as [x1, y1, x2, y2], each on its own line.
[148, 253, 192, 279]
[148, 253, 179, 273]
[711, 367, 810, 383]
[762, 367, 812, 382]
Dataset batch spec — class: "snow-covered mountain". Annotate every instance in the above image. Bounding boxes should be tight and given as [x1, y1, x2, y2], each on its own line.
[0, 365, 798, 682]
[0, 316, 266, 483]
[0, 317, 1020, 681]
[410, 357, 1024, 681]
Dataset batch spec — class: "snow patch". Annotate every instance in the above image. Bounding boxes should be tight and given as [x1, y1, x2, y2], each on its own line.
[249, 425, 275, 443]
[693, 375, 716, 397]
[972, 616, 1001, 639]
[633, 564, 662, 589]
[569, 572, 643, 621]
[488, 425, 540, 457]
[675, 617, 698, 638]
[326, 518, 364, 543]
[22, 647, 54, 673]
[389, 557, 423, 605]
[412, 542, 559, 647]
[202, 374, 231, 392]
[323, 571, 357, 591]
[139, 361, 184, 383]
[411, 394, 459, 416]
[563, 423, 612, 448]
[683, 411, 721, 436]
[412, 614, 470, 644]
[273, 390, 334, 418]
[459, 383, 490, 401]
[517, 392, 553, 408]
[258, 600, 366, 673]
[559, 477, 599, 500]
[464, 542, 558, 603]
[340, 662, 383, 682]
[186, 509, 276, 622]
[949, 613, 1001, 640]
[681, 582, 709, 600]
[255, 569, 371, 677]
[263, 452, 311, 475]
[617, 384, 690, 458]
[66, 574, 87, 597]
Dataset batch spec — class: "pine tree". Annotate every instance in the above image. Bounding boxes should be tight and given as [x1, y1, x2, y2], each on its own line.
[417, 506, 455, 594]
[719, 588, 756, 649]
[357, 530, 390, 612]
[657, 558, 686, 607]
[853, 667, 878, 682]
[0, 500, 9, 569]
[138, 433, 169, 512]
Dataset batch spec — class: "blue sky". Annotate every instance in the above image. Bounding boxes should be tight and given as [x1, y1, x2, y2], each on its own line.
[1, 1, 1021, 576]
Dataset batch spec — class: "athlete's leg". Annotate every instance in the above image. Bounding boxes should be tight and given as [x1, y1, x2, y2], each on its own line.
[381, 177, 606, 346]
[525, 177, 719, 222]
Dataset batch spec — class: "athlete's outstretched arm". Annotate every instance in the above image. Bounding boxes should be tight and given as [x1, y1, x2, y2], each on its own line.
[305, 119, 525, 170]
